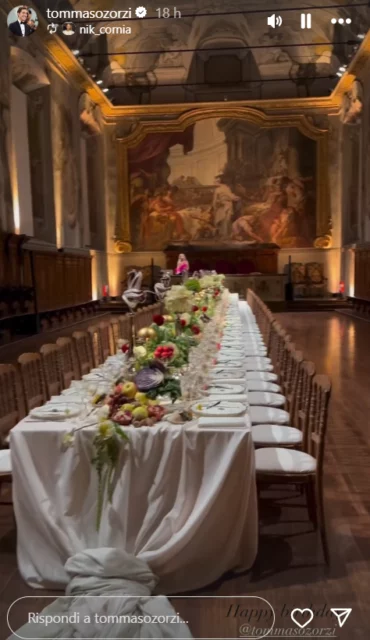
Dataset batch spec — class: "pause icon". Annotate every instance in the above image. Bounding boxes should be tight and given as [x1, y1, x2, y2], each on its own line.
[301, 13, 312, 29]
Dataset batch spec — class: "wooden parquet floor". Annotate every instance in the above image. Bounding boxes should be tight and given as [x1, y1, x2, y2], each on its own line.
[0, 312, 369, 639]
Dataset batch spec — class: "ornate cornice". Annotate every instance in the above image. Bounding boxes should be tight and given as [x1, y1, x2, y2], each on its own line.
[118, 106, 328, 147]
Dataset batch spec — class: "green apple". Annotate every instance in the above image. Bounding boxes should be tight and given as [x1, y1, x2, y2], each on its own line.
[135, 392, 148, 405]
[132, 406, 149, 420]
[122, 381, 137, 398]
[121, 403, 135, 412]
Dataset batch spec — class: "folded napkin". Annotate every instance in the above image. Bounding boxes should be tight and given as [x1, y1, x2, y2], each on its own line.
[29, 406, 79, 420]
[210, 376, 246, 383]
[206, 393, 248, 403]
[198, 416, 247, 429]
[50, 394, 85, 404]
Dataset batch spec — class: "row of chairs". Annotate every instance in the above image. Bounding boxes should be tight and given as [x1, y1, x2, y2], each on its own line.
[0, 303, 161, 447]
[246, 289, 331, 564]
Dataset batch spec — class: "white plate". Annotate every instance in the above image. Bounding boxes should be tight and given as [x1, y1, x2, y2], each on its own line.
[205, 383, 245, 395]
[213, 363, 244, 371]
[211, 369, 245, 379]
[30, 404, 81, 420]
[191, 401, 246, 417]
[217, 360, 245, 369]
[82, 373, 106, 382]
[49, 394, 85, 405]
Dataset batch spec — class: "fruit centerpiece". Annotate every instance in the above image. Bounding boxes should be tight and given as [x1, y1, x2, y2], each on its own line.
[63, 272, 227, 530]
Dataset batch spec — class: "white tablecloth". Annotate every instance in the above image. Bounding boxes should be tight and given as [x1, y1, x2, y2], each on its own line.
[11, 420, 258, 593]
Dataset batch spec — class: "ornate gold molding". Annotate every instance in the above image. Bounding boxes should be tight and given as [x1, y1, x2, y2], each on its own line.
[115, 106, 331, 250]
[314, 235, 332, 249]
[114, 240, 132, 253]
[119, 106, 327, 147]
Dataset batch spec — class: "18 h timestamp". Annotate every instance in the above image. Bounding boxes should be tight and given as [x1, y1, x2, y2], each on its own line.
[156, 7, 182, 18]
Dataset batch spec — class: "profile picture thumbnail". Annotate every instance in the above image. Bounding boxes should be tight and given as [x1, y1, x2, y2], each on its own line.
[7, 5, 38, 37]
[62, 22, 76, 36]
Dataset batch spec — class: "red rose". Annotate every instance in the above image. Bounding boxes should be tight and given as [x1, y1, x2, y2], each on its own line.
[180, 319, 186, 327]
[121, 344, 129, 353]
[153, 314, 164, 326]
[192, 305, 199, 312]
[191, 325, 200, 335]
[202, 306, 208, 312]
[214, 290, 220, 296]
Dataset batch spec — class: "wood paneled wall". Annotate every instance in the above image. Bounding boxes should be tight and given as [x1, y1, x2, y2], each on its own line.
[0, 234, 32, 287]
[31, 252, 92, 311]
[0, 234, 92, 311]
[354, 247, 370, 301]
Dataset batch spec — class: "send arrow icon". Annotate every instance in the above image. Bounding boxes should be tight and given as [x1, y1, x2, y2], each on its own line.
[330, 608, 352, 627]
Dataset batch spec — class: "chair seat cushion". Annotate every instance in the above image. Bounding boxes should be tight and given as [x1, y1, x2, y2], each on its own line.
[247, 380, 281, 393]
[252, 425, 303, 446]
[250, 406, 290, 425]
[246, 371, 278, 382]
[0, 450, 12, 474]
[245, 361, 273, 372]
[255, 447, 316, 474]
[244, 350, 268, 357]
[245, 356, 271, 364]
[248, 392, 286, 407]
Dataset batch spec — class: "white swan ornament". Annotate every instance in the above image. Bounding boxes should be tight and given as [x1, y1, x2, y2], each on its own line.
[122, 270, 146, 311]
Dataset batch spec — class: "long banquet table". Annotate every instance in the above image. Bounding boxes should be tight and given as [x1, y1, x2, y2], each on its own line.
[10, 296, 259, 594]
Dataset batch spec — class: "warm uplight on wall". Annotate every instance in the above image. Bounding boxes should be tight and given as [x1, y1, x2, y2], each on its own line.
[12, 193, 20, 234]
[54, 175, 63, 248]
[10, 139, 20, 233]
[90, 250, 99, 300]
[107, 252, 121, 297]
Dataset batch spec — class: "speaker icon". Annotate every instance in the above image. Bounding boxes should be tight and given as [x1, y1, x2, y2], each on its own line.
[267, 14, 283, 28]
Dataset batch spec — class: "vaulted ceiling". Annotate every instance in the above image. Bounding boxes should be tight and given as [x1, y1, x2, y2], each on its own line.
[34, 0, 370, 104]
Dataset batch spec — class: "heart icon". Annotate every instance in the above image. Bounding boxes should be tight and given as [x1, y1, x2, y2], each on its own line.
[291, 608, 314, 628]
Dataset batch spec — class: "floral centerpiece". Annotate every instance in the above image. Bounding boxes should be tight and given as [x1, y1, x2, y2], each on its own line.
[63, 273, 226, 530]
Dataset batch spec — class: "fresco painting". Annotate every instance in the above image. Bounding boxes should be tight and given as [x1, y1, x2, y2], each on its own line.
[128, 118, 317, 251]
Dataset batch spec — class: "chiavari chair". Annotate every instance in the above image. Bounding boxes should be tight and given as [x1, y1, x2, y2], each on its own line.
[40, 344, 63, 399]
[56, 337, 80, 388]
[251, 353, 305, 449]
[134, 308, 146, 333]
[294, 360, 316, 447]
[283, 347, 304, 416]
[72, 331, 94, 375]
[87, 326, 103, 367]
[98, 322, 112, 361]
[110, 318, 120, 353]
[118, 315, 131, 341]
[0, 364, 25, 448]
[255, 374, 332, 564]
[18, 353, 47, 413]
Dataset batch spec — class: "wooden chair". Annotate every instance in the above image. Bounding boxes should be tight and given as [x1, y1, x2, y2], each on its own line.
[118, 315, 131, 341]
[40, 344, 63, 399]
[283, 346, 304, 416]
[110, 318, 120, 353]
[87, 326, 103, 367]
[18, 353, 47, 413]
[56, 337, 80, 389]
[0, 364, 25, 447]
[0, 448, 12, 504]
[98, 322, 112, 361]
[294, 361, 316, 446]
[255, 374, 332, 564]
[72, 331, 94, 375]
